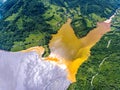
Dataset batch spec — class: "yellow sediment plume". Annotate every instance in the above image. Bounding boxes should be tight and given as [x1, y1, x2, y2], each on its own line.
[49, 19, 81, 60]
[49, 19, 111, 82]
[21, 18, 111, 82]
[44, 56, 59, 62]
[67, 46, 91, 81]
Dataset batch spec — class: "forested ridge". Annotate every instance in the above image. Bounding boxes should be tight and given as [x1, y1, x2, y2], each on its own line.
[0, 0, 120, 54]
[68, 9, 120, 90]
[0, 0, 120, 89]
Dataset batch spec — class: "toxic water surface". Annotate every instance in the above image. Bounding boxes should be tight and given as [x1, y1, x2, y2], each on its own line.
[48, 19, 111, 82]
[23, 18, 111, 82]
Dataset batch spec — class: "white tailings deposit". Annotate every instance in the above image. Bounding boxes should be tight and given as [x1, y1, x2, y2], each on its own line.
[0, 51, 70, 90]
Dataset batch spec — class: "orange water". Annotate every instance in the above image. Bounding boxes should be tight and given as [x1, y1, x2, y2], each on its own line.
[23, 19, 111, 82]
[49, 19, 111, 82]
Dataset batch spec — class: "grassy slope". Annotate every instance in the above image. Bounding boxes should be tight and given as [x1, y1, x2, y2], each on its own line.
[0, 0, 119, 56]
[68, 9, 120, 90]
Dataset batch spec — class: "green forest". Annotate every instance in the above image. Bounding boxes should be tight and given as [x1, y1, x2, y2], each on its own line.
[68, 9, 120, 90]
[0, 0, 120, 89]
[0, 0, 120, 56]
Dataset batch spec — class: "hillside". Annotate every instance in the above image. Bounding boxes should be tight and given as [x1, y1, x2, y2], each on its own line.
[0, 0, 120, 54]
[0, 0, 120, 90]
[68, 8, 120, 90]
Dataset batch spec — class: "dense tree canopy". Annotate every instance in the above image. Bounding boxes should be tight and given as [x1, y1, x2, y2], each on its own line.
[0, 0, 119, 54]
[68, 9, 120, 90]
